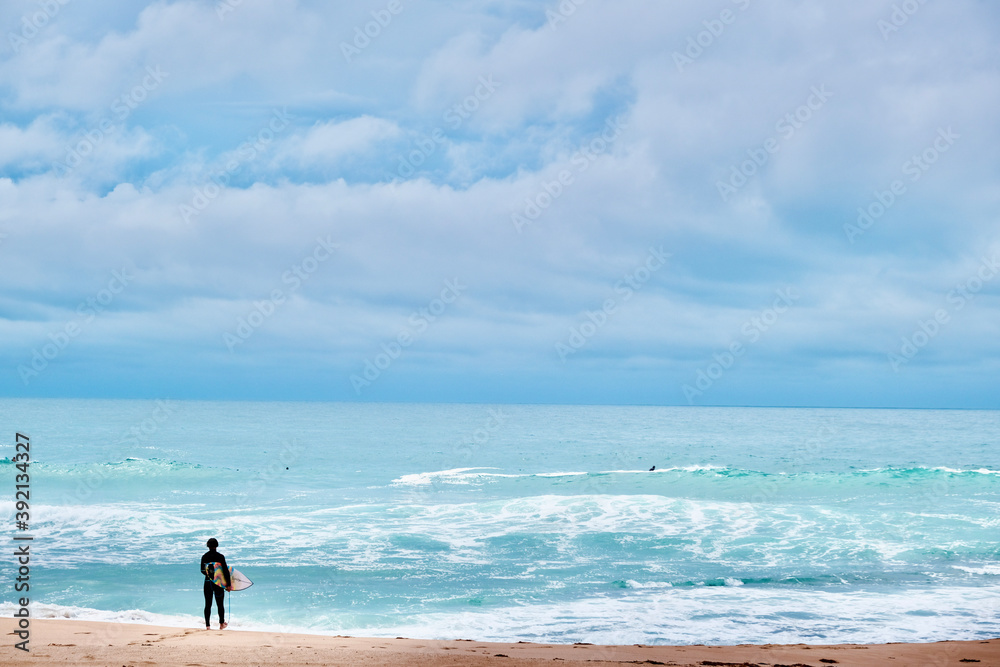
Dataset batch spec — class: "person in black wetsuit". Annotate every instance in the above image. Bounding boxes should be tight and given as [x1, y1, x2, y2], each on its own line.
[200, 538, 232, 629]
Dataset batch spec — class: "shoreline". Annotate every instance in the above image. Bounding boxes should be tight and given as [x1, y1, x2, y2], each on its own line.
[2, 619, 997, 666]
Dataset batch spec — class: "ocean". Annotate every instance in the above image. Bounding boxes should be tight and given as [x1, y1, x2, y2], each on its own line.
[2, 400, 998, 645]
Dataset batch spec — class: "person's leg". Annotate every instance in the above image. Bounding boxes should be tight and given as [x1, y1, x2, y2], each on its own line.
[203, 581, 213, 628]
[214, 585, 226, 627]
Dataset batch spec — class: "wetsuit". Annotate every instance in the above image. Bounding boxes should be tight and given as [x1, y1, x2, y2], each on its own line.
[200, 550, 232, 626]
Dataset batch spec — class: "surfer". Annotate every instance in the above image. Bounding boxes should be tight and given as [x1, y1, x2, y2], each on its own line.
[200, 538, 232, 630]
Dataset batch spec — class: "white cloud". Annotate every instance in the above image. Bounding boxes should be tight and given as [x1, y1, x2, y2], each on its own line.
[273, 116, 401, 169]
[0, 116, 66, 168]
[1, 0, 998, 404]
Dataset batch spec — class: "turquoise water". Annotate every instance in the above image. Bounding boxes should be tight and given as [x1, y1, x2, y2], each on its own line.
[1, 400, 998, 644]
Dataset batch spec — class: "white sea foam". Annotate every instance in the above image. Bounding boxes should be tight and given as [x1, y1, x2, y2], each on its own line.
[0, 602, 201, 629]
[622, 580, 673, 589]
[854, 465, 1000, 475]
[0, 602, 319, 636]
[390, 465, 727, 487]
[340, 585, 1000, 645]
[391, 468, 503, 486]
[602, 465, 726, 474]
[953, 564, 1000, 575]
[23, 492, 988, 575]
[10, 585, 999, 645]
[930, 466, 1000, 475]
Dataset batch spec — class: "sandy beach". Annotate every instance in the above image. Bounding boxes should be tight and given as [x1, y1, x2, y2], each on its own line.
[2, 619, 996, 666]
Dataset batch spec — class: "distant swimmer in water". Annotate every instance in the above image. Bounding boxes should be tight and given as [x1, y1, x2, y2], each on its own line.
[649, 466, 655, 471]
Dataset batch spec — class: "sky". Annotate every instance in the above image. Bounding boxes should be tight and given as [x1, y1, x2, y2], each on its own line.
[0, 0, 998, 407]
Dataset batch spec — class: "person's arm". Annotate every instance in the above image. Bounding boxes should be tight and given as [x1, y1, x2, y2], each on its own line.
[200, 555, 207, 576]
[219, 554, 232, 588]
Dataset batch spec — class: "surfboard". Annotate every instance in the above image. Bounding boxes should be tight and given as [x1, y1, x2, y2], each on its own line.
[228, 568, 253, 591]
[208, 563, 253, 591]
